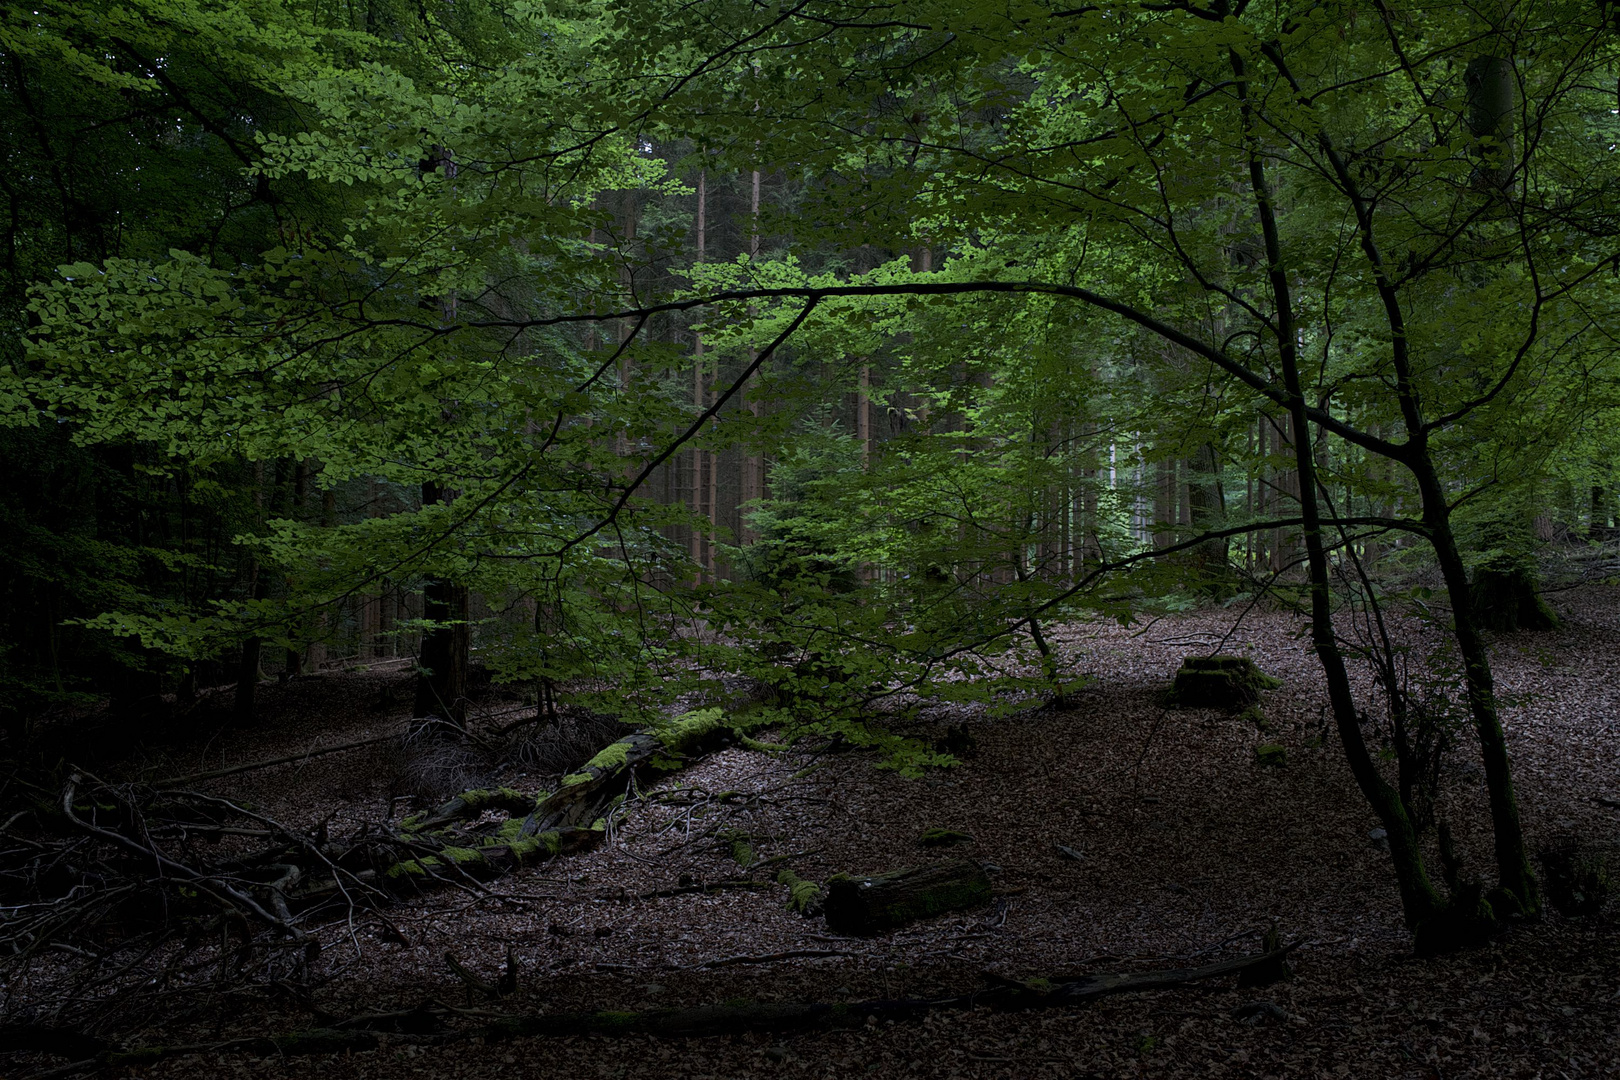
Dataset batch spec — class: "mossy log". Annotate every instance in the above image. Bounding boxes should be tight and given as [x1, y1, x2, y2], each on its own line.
[822, 858, 992, 935]
[1166, 655, 1281, 710]
[380, 826, 599, 884]
[406, 786, 542, 832]
[316, 712, 732, 899]
[519, 708, 729, 836]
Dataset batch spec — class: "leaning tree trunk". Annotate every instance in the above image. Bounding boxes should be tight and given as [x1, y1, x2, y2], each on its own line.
[1234, 64, 1453, 946]
[1409, 457, 1539, 916]
[415, 481, 469, 729]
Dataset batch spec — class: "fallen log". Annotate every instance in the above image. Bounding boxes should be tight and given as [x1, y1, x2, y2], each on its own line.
[5, 710, 742, 1003]
[15, 947, 1298, 1078]
[519, 708, 730, 835]
[822, 858, 992, 935]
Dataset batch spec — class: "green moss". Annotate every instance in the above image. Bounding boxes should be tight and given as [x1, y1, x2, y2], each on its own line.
[398, 813, 425, 831]
[496, 817, 526, 841]
[918, 828, 974, 847]
[777, 869, 824, 914]
[1255, 743, 1287, 767]
[560, 771, 591, 787]
[593, 1010, 639, 1029]
[441, 846, 484, 864]
[656, 707, 725, 752]
[1024, 977, 1053, 993]
[737, 732, 790, 753]
[1238, 705, 1269, 731]
[506, 836, 544, 860]
[584, 739, 634, 772]
[387, 858, 434, 878]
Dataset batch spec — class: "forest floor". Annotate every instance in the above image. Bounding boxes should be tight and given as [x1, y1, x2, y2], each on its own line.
[7, 588, 1620, 1079]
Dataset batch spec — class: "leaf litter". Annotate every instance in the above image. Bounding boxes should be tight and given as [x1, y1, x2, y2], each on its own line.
[5, 588, 1619, 1078]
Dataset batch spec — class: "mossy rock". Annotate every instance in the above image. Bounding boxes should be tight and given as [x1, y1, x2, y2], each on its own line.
[1167, 655, 1281, 711]
[1254, 743, 1287, 768]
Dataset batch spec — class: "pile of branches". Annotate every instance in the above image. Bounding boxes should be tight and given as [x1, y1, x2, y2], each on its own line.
[0, 709, 731, 1036]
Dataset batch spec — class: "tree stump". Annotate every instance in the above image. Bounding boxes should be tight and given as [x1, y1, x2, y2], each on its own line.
[1471, 565, 1559, 632]
[822, 859, 992, 935]
[1166, 656, 1280, 710]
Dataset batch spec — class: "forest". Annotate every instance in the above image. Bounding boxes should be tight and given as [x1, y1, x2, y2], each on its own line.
[1, 0, 1618, 1076]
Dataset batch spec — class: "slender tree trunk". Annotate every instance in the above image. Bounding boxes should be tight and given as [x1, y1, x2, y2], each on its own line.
[1276, 35, 1539, 914]
[691, 169, 707, 583]
[741, 166, 764, 543]
[1235, 52, 1447, 938]
[415, 480, 469, 729]
[234, 461, 266, 723]
[1408, 452, 1538, 914]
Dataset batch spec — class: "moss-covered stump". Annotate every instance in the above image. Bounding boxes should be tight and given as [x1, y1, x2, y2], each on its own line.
[1472, 565, 1560, 632]
[822, 859, 992, 935]
[1166, 655, 1281, 710]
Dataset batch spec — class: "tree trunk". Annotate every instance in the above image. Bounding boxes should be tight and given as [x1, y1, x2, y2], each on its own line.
[234, 634, 261, 723]
[1187, 441, 1229, 583]
[1408, 455, 1539, 915]
[1233, 57, 1452, 943]
[690, 168, 707, 583]
[1464, 54, 1516, 192]
[234, 461, 266, 722]
[415, 481, 468, 729]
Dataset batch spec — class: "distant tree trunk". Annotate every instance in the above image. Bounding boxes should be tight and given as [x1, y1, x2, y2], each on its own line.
[741, 165, 764, 543]
[691, 168, 707, 583]
[1153, 457, 1176, 549]
[234, 630, 261, 722]
[282, 459, 308, 679]
[1187, 441, 1229, 581]
[1464, 54, 1516, 192]
[415, 480, 468, 729]
[235, 461, 266, 722]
